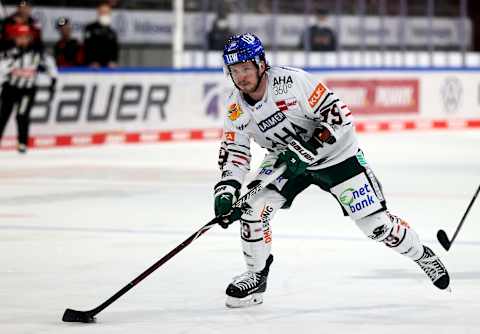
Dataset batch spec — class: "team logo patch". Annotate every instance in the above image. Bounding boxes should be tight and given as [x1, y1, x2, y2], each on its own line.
[275, 98, 297, 112]
[308, 82, 327, 108]
[225, 131, 236, 141]
[228, 103, 243, 121]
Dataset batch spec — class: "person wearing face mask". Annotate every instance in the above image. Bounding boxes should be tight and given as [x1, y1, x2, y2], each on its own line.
[83, 1, 119, 68]
[299, 8, 337, 51]
[207, 11, 233, 51]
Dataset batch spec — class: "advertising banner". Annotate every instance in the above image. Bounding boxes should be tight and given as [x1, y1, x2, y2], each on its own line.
[15, 71, 229, 136]
[325, 79, 419, 115]
[318, 70, 480, 120]
[7, 6, 470, 48]
[1, 69, 479, 149]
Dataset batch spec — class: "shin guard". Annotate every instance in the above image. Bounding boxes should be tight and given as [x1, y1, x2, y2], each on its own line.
[356, 211, 424, 260]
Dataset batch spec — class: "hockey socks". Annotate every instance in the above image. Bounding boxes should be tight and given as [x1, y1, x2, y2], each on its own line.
[356, 211, 450, 290]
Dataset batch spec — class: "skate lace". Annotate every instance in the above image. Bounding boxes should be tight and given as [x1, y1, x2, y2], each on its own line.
[417, 254, 446, 282]
[231, 271, 261, 291]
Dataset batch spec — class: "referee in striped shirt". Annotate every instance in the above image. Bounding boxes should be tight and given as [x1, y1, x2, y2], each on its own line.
[0, 23, 57, 153]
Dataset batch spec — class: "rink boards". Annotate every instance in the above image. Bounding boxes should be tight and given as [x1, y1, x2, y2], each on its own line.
[1, 67, 479, 149]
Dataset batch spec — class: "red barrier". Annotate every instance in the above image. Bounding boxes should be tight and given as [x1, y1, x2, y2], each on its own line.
[0, 120, 479, 151]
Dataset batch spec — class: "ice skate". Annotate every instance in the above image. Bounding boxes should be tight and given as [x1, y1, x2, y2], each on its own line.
[415, 246, 450, 290]
[225, 254, 273, 308]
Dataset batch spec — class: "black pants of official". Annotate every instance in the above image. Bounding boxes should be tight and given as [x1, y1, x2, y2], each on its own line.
[0, 84, 37, 146]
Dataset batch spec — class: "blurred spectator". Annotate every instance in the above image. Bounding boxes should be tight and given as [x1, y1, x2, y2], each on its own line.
[54, 17, 84, 67]
[299, 8, 337, 51]
[469, 1, 480, 51]
[1, 0, 43, 50]
[0, 24, 57, 154]
[207, 11, 233, 51]
[83, 1, 119, 68]
[256, 0, 270, 14]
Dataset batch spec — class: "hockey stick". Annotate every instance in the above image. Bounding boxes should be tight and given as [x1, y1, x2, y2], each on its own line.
[437, 184, 480, 251]
[62, 165, 286, 323]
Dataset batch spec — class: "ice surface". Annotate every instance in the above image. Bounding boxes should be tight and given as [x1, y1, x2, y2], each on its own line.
[1, 130, 479, 334]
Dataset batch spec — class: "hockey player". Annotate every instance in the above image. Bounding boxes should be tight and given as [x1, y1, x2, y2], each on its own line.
[0, 24, 57, 153]
[214, 33, 450, 308]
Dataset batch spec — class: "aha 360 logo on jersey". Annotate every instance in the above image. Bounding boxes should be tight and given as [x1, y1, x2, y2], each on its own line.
[331, 174, 383, 219]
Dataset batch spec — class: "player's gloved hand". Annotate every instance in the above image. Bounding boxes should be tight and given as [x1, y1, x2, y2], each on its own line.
[214, 180, 242, 229]
[274, 137, 317, 179]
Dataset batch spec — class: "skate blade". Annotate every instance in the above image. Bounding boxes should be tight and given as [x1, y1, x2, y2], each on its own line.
[226, 293, 263, 308]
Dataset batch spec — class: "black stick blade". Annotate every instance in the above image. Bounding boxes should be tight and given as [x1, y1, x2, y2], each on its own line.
[62, 308, 96, 323]
[437, 229, 451, 251]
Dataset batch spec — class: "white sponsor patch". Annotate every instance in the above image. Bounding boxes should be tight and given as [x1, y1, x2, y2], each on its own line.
[330, 173, 383, 220]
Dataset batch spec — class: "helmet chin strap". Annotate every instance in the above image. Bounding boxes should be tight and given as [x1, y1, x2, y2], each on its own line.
[253, 65, 266, 92]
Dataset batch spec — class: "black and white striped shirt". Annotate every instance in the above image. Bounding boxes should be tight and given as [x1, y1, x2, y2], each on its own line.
[0, 45, 57, 89]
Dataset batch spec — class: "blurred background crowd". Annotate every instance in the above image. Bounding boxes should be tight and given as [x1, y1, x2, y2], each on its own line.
[0, 0, 478, 68]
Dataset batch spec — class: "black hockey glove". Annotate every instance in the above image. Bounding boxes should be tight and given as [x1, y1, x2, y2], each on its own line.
[214, 180, 242, 228]
[274, 137, 317, 179]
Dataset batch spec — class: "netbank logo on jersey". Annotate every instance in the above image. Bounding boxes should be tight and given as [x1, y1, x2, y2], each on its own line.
[331, 174, 382, 219]
[340, 185, 373, 210]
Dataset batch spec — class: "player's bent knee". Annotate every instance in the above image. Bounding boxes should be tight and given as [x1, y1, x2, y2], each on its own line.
[239, 218, 264, 242]
[239, 208, 273, 244]
[239, 209, 273, 272]
[356, 211, 422, 259]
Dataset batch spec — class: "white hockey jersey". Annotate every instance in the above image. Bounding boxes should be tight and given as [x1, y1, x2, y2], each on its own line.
[219, 66, 358, 185]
